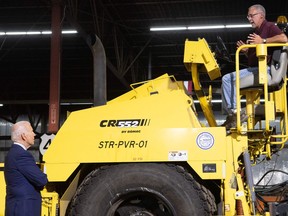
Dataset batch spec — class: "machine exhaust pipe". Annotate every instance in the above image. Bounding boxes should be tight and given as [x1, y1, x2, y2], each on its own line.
[86, 34, 107, 106]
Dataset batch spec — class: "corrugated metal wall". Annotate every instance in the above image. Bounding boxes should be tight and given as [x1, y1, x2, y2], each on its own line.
[0, 116, 43, 163]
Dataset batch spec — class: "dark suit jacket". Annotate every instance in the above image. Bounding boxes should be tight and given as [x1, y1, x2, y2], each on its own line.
[4, 144, 48, 216]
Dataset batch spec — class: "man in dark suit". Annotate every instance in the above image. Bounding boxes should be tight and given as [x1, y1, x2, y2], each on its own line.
[4, 121, 48, 216]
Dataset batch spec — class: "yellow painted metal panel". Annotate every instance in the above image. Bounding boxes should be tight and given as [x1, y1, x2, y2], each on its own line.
[109, 74, 182, 103]
[184, 38, 221, 80]
[0, 164, 5, 216]
[59, 171, 80, 216]
[188, 161, 225, 179]
[42, 74, 229, 181]
[44, 163, 79, 181]
[266, 101, 275, 121]
[273, 87, 286, 113]
[44, 110, 227, 179]
[41, 190, 59, 216]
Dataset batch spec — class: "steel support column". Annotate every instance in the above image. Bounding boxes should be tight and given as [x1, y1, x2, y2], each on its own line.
[48, 0, 62, 133]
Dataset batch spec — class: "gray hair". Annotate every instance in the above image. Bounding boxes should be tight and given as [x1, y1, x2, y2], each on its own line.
[249, 4, 266, 17]
[11, 121, 30, 142]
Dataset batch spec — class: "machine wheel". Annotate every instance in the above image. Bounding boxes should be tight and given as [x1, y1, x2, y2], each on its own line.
[68, 163, 216, 216]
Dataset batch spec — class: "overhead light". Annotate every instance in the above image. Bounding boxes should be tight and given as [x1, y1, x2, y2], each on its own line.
[150, 27, 187, 31]
[226, 24, 252, 28]
[150, 24, 253, 31]
[188, 25, 225, 30]
[62, 30, 78, 34]
[26, 31, 41, 35]
[0, 30, 78, 36]
[193, 99, 264, 104]
[42, 31, 52, 34]
[6, 32, 27, 35]
[60, 102, 92, 105]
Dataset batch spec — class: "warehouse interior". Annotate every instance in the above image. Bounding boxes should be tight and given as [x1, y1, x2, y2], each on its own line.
[0, 2, 287, 108]
[0, 0, 288, 151]
[0, 0, 288, 149]
[1, 1, 288, 215]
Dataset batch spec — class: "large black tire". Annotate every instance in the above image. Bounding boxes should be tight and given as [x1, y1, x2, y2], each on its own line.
[68, 163, 216, 216]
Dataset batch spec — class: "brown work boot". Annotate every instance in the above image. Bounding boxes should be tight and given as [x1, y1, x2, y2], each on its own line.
[221, 114, 237, 130]
[221, 110, 248, 130]
[240, 110, 248, 124]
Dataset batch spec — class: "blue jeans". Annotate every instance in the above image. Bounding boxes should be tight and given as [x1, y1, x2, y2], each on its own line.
[221, 66, 271, 114]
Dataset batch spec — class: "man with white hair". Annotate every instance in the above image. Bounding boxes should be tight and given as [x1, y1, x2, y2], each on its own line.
[4, 121, 48, 216]
[221, 4, 287, 129]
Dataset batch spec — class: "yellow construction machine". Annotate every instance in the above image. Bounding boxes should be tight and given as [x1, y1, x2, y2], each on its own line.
[1, 38, 288, 215]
